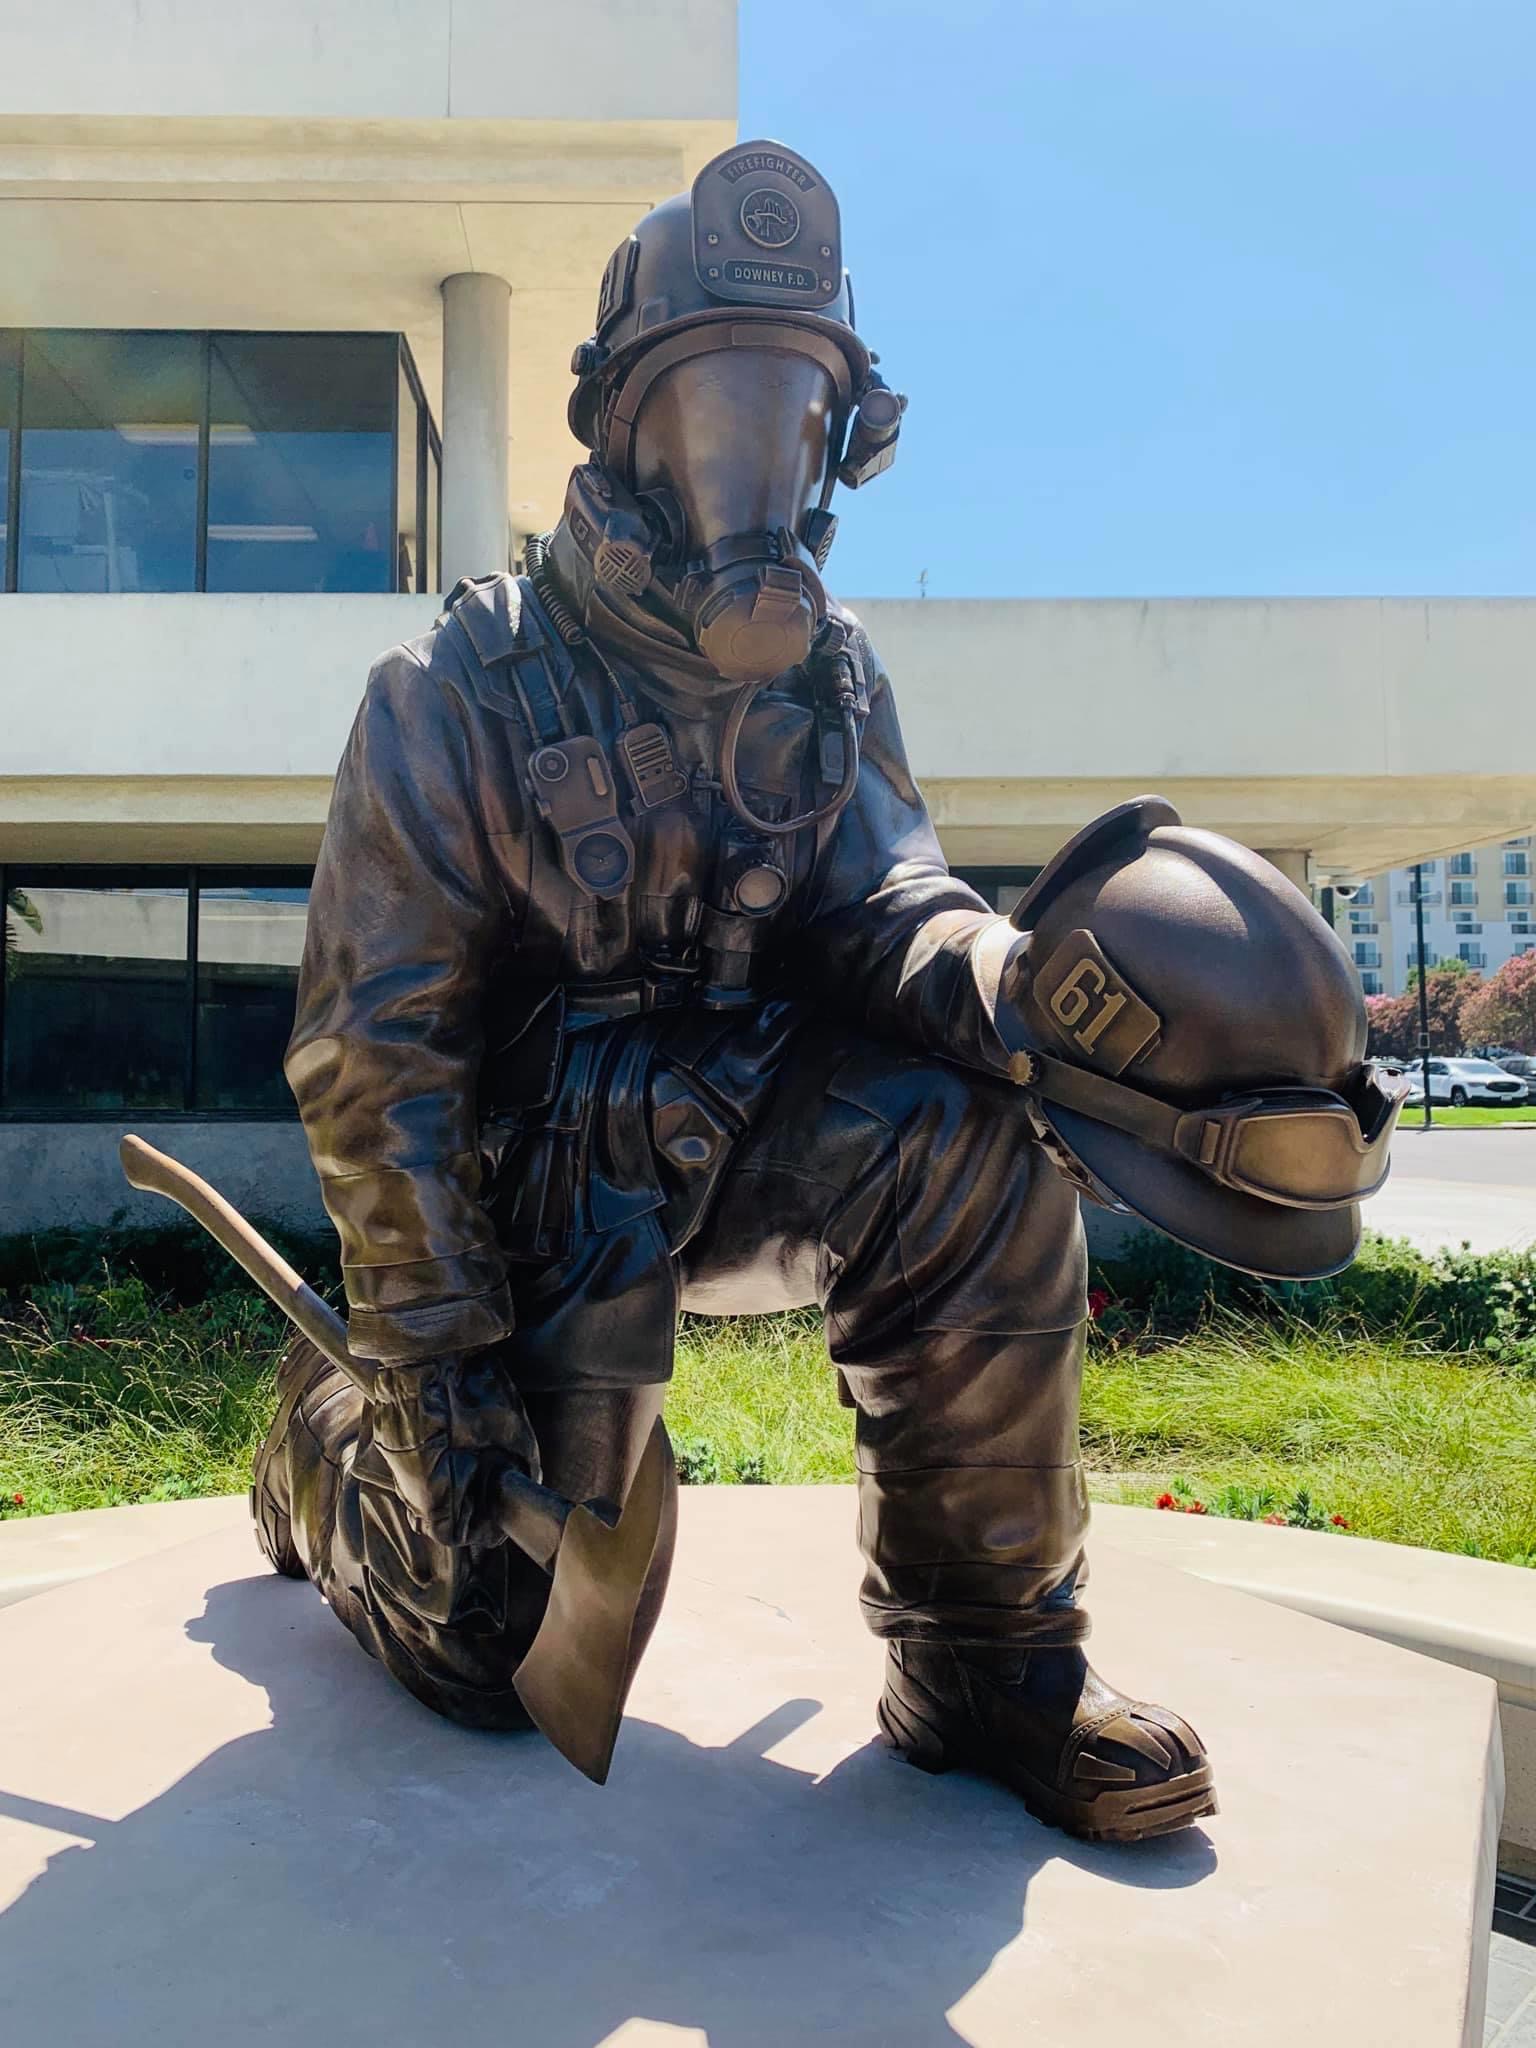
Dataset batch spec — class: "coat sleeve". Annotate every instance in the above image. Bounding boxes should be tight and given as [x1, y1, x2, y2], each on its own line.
[285, 646, 516, 1364]
[798, 628, 1035, 1080]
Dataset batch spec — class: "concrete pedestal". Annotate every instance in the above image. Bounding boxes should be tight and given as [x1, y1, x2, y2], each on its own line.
[0, 1489, 1502, 2046]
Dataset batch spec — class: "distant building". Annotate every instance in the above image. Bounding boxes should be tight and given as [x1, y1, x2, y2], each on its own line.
[1331, 840, 1535, 996]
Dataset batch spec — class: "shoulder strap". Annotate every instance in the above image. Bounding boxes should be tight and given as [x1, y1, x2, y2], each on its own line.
[439, 572, 571, 748]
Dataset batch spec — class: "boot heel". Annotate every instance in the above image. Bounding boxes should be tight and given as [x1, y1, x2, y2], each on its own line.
[878, 1682, 957, 1776]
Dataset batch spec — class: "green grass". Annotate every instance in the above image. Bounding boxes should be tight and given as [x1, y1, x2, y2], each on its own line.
[1, 1280, 1532, 1568]
[1395, 1105, 1536, 1128]
[0, 1281, 278, 1515]
[1081, 1314, 1536, 1562]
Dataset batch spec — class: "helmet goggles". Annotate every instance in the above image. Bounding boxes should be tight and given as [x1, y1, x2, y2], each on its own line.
[1025, 1053, 1408, 1214]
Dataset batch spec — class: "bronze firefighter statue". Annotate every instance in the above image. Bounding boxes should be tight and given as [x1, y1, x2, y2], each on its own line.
[129, 139, 1405, 1838]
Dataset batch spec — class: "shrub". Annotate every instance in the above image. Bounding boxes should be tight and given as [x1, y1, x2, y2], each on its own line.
[0, 1220, 341, 1311]
[1090, 1228, 1536, 1372]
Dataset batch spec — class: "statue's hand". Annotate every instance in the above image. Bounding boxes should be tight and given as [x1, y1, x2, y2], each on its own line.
[368, 1350, 536, 1548]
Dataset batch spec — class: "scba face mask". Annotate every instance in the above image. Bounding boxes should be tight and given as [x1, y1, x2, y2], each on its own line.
[562, 138, 906, 687]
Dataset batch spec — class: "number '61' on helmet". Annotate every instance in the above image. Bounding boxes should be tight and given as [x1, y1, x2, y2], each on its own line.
[1006, 797, 1408, 1281]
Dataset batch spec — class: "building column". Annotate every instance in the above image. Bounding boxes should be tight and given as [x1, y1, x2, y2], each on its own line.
[439, 271, 511, 593]
[1256, 847, 1313, 898]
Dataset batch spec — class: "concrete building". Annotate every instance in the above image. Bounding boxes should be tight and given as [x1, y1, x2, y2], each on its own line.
[2, 0, 1534, 1231]
[1331, 843, 1534, 997]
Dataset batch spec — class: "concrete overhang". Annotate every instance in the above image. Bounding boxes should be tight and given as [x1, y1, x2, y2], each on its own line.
[0, 593, 1531, 874]
[0, 0, 737, 538]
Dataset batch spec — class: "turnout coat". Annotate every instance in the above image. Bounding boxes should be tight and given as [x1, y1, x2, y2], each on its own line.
[285, 572, 1035, 1379]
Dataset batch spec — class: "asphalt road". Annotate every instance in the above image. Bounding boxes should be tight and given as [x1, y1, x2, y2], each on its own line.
[1372, 1125, 1536, 1254]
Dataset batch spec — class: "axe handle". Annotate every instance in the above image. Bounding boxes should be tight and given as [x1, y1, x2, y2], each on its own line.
[119, 1134, 375, 1397]
[118, 1133, 575, 1561]
[121, 1131, 665, 1782]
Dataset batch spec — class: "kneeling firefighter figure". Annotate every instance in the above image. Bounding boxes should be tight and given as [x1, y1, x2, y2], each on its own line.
[135, 141, 1406, 1839]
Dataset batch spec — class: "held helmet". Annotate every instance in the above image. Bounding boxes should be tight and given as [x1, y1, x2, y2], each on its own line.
[1006, 798, 1407, 1281]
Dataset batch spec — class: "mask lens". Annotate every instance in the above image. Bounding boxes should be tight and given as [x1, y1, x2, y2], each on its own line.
[1219, 1088, 1404, 1210]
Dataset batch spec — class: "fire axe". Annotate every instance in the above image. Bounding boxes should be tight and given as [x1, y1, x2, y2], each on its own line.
[119, 1134, 672, 1786]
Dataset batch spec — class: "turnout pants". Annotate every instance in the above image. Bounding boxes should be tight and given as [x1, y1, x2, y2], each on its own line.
[255, 1015, 1091, 1729]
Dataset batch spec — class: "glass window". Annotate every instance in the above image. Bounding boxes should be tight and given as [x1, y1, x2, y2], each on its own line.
[0, 330, 17, 582]
[205, 334, 396, 593]
[1360, 971, 1382, 996]
[1505, 851, 1530, 877]
[2, 875, 189, 1111]
[17, 332, 202, 592]
[1449, 880, 1476, 906]
[2, 868, 312, 1115]
[395, 363, 421, 594]
[1507, 882, 1533, 907]
[194, 881, 308, 1111]
[1448, 852, 1474, 876]
[424, 428, 441, 594]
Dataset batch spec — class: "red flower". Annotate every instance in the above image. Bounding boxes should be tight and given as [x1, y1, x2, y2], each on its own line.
[1155, 1492, 1177, 1510]
[1185, 1500, 1208, 1515]
[1330, 1514, 1350, 1529]
[1262, 1513, 1287, 1525]
[10, 1493, 22, 1507]
[1086, 1288, 1111, 1322]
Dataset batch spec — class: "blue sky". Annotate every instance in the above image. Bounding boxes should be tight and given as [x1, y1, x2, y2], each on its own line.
[740, 0, 1536, 599]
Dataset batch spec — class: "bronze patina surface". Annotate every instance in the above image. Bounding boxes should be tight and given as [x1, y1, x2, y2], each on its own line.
[243, 139, 1390, 1840]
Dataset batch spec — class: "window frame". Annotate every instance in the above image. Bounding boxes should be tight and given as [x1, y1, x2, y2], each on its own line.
[1, 328, 19, 594]
[0, 862, 312, 1121]
[2, 330, 438, 595]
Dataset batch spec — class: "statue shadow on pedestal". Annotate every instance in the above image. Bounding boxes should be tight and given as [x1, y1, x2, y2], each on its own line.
[0, 1570, 1215, 2047]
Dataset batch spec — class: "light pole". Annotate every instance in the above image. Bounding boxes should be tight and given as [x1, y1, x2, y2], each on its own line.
[1413, 861, 1433, 1130]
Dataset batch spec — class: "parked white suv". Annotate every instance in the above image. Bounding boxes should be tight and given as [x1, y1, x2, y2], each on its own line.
[1405, 1058, 1529, 1107]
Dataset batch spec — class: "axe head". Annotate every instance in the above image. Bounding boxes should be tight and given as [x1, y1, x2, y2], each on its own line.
[513, 1419, 675, 1785]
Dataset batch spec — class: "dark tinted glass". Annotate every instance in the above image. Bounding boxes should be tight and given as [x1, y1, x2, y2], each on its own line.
[205, 335, 395, 593]
[425, 432, 441, 594]
[194, 882, 308, 1111]
[0, 331, 16, 586]
[396, 364, 421, 593]
[17, 332, 201, 592]
[3, 878, 189, 1111]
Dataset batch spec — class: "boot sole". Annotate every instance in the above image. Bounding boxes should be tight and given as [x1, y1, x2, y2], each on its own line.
[249, 1340, 322, 1580]
[877, 1686, 1218, 1846]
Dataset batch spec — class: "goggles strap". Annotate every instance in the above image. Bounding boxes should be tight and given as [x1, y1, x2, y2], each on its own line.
[1028, 1052, 1185, 1153]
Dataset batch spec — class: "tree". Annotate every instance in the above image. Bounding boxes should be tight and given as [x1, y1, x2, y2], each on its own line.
[1364, 991, 1417, 1060]
[3, 887, 41, 980]
[1460, 952, 1536, 1053]
[1365, 962, 1481, 1060]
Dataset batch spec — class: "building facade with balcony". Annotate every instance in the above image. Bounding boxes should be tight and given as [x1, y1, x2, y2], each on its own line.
[2, 0, 1535, 1232]
[1332, 841, 1536, 999]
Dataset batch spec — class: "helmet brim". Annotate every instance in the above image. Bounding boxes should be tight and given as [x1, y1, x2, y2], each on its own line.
[1039, 1099, 1363, 1281]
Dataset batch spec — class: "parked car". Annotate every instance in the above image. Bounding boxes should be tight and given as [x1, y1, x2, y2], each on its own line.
[1403, 1057, 1529, 1107]
[1495, 1053, 1536, 1084]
